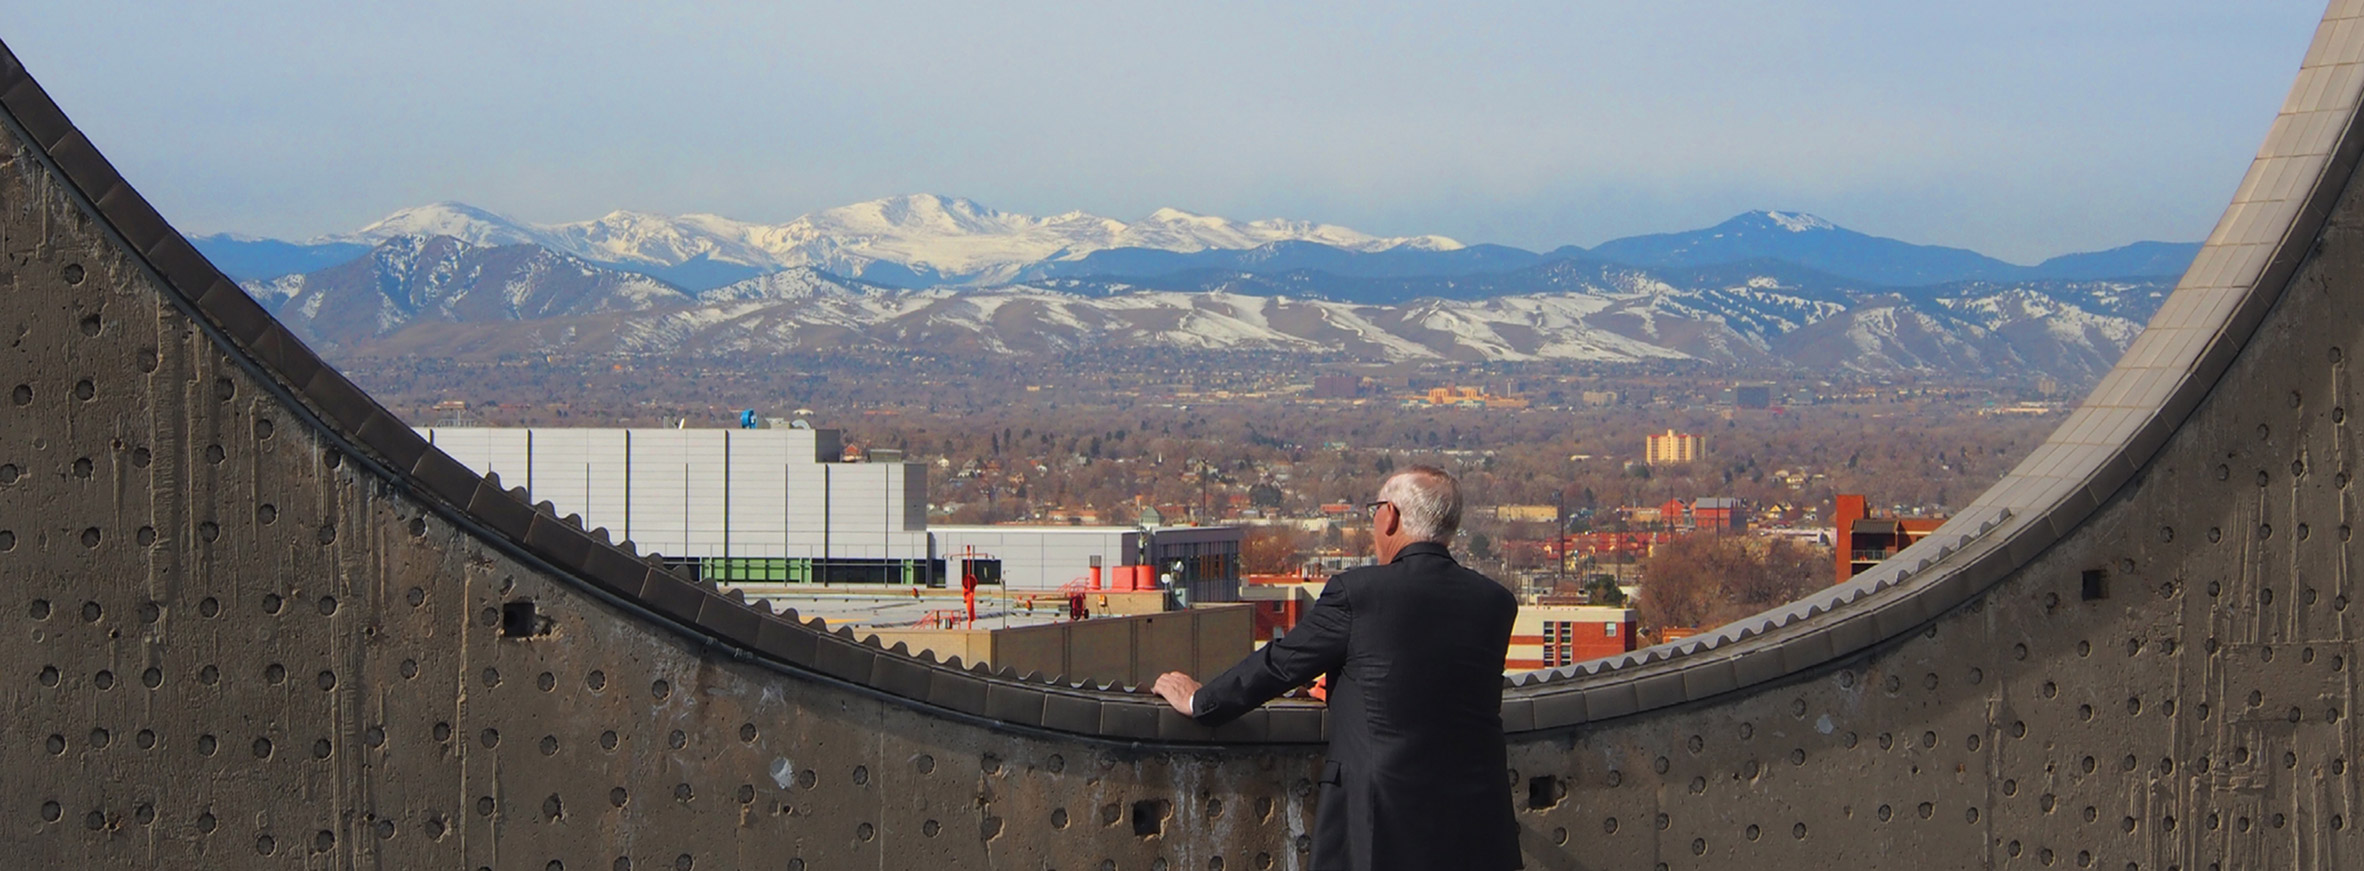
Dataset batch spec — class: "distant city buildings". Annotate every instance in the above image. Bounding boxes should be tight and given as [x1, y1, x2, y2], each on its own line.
[1492, 504, 1560, 523]
[1404, 385, 1529, 409]
[1734, 382, 1774, 409]
[1644, 429, 1706, 465]
[1565, 530, 1679, 560]
[1629, 497, 1747, 533]
[1310, 375, 1364, 399]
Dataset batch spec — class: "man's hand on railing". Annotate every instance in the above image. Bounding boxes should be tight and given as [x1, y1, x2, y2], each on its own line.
[1151, 671, 1202, 716]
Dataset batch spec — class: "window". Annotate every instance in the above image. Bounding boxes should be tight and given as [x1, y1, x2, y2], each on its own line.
[1605, 623, 1619, 637]
[1542, 621, 1571, 666]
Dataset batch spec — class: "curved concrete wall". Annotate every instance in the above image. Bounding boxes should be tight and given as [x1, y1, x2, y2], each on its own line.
[4, 2, 2363, 866]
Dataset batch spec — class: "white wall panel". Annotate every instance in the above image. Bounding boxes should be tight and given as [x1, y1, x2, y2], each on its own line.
[418, 426, 933, 564]
[417, 427, 1233, 592]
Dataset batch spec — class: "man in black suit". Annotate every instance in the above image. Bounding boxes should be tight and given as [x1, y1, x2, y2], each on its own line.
[1152, 466, 1521, 871]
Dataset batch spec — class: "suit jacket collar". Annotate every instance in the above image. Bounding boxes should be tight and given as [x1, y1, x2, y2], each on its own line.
[1390, 541, 1454, 563]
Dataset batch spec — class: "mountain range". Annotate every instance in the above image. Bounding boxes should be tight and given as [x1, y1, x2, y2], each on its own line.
[215, 197, 2199, 381]
[199, 195, 1461, 290]
[243, 237, 2169, 381]
[197, 196, 2199, 292]
[1024, 211, 2195, 290]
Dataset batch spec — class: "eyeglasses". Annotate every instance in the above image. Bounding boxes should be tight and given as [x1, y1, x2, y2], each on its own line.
[1364, 500, 1392, 516]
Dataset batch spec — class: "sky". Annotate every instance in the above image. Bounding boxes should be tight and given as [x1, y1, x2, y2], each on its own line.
[0, 1, 2332, 263]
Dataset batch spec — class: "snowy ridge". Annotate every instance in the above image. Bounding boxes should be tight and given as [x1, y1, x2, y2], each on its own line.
[258, 236, 691, 338]
[263, 235, 2165, 379]
[319, 195, 1462, 287]
[1762, 211, 1837, 233]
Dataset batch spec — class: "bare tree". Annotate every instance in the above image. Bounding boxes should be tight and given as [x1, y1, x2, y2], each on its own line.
[1637, 535, 1831, 632]
[1242, 526, 1308, 575]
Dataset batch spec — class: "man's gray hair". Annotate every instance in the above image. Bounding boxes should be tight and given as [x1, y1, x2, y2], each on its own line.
[1379, 465, 1463, 542]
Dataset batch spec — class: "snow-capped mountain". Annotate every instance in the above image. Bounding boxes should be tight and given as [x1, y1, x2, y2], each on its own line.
[256, 236, 691, 338]
[346, 202, 544, 247]
[197, 200, 2199, 305]
[275, 195, 1461, 289]
[256, 234, 2169, 380]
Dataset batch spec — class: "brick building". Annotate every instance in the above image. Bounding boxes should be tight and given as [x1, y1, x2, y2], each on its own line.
[1507, 605, 1639, 670]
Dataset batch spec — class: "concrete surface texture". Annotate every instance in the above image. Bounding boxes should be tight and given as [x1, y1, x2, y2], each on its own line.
[4, 0, 2364, 866]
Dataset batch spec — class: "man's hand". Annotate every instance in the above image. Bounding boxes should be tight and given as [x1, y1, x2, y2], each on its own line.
[1151, 671, 1202, 717]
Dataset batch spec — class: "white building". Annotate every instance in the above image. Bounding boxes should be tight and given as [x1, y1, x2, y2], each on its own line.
[417, 425, 1239, 599]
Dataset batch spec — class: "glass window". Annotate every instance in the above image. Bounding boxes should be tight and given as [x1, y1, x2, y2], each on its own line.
[1605, 623, 1619, 636]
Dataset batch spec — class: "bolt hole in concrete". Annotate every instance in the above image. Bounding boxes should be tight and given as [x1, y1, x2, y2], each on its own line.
[1527, 775, 1563, 809]
[1132, 799, 1170, 837]
[502, 600, 551, 637]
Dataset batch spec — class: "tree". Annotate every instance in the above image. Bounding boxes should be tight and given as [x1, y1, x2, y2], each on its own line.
[1583, 575, 1627, 607]
[1636, 537, 1723, 631]
[1469, 532, 1496, 561]
[1636, 535, 1830, 632]
[1242, 526, 1307, 575]
[1721, 538, 1826, 618]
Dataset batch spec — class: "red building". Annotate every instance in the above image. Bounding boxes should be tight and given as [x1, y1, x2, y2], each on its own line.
[1690, 497, 1744, 532]
[1566, 530, 1679, 559]
[1657, 498, 1688, 527]
[1645, 497, 1745, 532]
[1833, 494, 1947, 584]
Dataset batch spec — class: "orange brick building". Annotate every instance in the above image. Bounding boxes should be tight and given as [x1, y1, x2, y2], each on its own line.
[1507, 605, 1639, 670]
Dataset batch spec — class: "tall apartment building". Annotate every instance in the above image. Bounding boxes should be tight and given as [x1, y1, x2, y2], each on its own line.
[1644, 429, 1706, 465]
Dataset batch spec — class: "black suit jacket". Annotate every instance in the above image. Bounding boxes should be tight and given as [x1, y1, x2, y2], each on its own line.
[1191, 541, 1521, 871]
